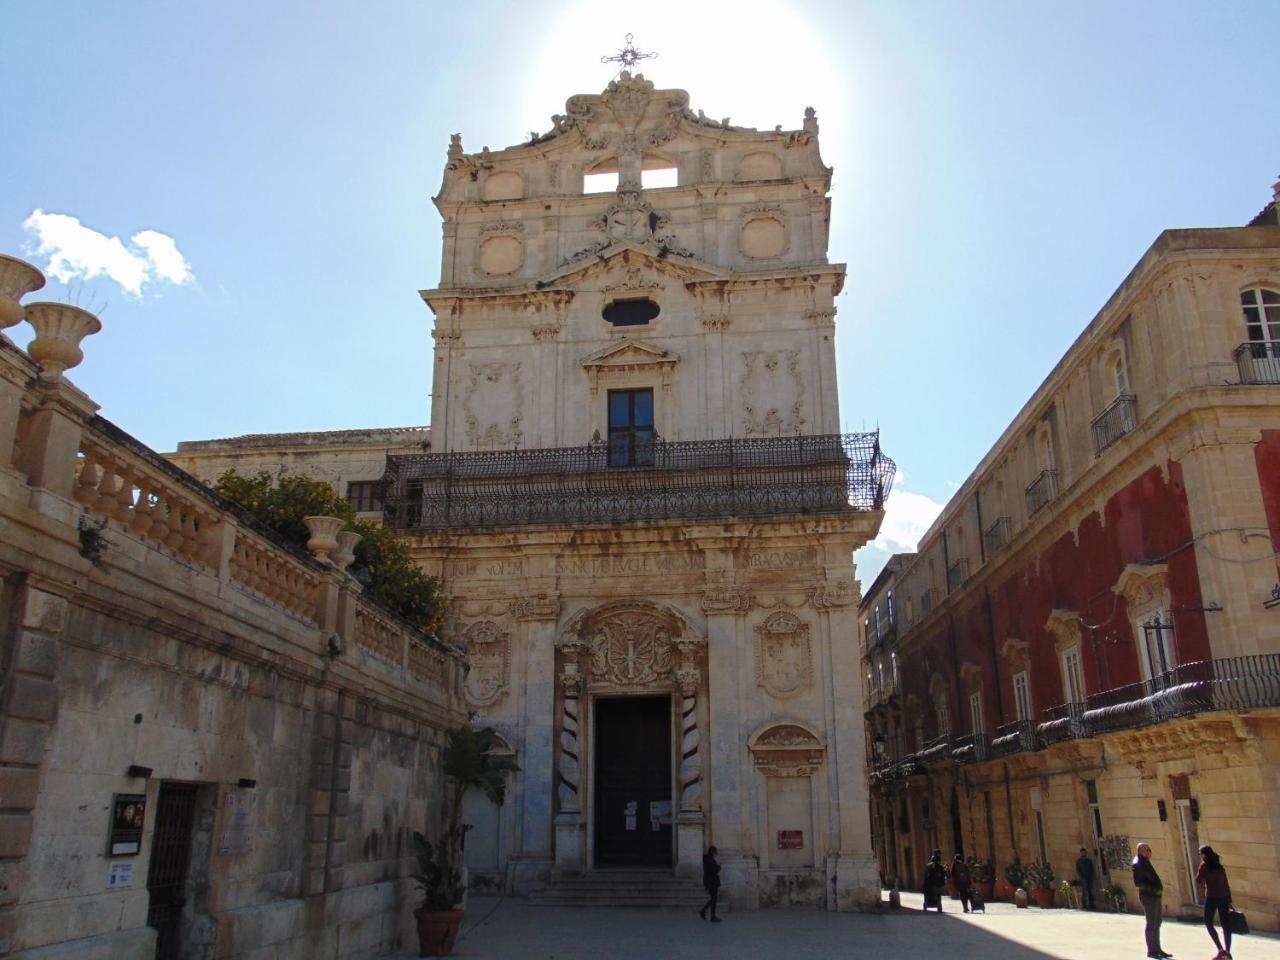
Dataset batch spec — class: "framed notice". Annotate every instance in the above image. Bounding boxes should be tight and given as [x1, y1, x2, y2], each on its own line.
[777, 829, 803, 850]
[108, 794, 146, 856]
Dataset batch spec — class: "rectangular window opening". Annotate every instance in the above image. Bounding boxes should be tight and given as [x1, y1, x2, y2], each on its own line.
[641, 166, 678, 189]
[583, 171, 620, 194]
[607, 388, 655, 468]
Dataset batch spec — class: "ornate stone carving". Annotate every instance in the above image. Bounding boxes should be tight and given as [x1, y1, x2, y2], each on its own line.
[697, 310, 730, 331]
[531, 324, 561, 342]
[1112, 563, 1170, 612]
[460, 620, 510, 707]
[463, 361, 523, 448]
[804, 308, 837, 326]
[810, 579, 857, 609]
[511, 594, 560, 620]
[700, 586, 752, 614]
[558, 670, 583, 812]
[740, 350, 805, 436]
[603, 267, 662, 293]
[591, 624, 674, 686]
[480, 219, 525, 234]
[748, 721, 826, 777]
[754, 611, 813, 700]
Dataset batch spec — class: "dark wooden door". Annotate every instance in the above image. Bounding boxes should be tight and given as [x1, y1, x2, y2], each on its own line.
[146, 783, 199, 960]
[594, 696, 672, 865]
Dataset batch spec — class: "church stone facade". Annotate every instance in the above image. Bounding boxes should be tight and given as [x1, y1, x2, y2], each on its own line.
[174, 73, 896, 910]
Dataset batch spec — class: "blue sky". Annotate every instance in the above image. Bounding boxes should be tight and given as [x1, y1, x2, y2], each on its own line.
[4, 1, 1278, 579]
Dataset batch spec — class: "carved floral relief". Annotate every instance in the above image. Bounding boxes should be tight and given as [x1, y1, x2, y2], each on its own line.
[463, 361, 523, 448]
[740, 350, 805, 436]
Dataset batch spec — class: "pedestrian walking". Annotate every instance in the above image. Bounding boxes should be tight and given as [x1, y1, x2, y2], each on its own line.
[1196, 845, 1233, 959]
[1075, 847, 1096, 910]
[922, 849, 947, 913]
[951, 854, 973, 913]
[699, 845, 722, 922]
[1132, 842, 1172, 959]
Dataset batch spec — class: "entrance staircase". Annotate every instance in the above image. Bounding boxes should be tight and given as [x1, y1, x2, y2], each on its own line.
[530, 868, 726, 910]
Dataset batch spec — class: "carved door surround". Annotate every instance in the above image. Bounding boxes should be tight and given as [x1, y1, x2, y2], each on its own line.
[555, 599, 707, 819]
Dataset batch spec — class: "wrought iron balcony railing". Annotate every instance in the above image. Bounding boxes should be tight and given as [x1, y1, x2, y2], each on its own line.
[947, 557, 970, 593]
[950, 733, 990, 764]
[1235, 341, 1280, 384]
[983, 516, 1013, 555]
[918, 734, 953, 766]
[1032, 656, 1280, 742]
[380, 432, 895, 531]
[990, 719, 1038, 756]
[1091, 393, 1138, 455]
[1024, 469, 1058, 517]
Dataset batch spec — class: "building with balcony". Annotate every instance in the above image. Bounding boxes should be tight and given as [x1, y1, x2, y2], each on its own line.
[862, 183, 1280, 928]
[172, 73, 895, 911]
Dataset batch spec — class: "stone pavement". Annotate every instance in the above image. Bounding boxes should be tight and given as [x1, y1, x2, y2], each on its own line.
[388, 891, 1280, 960]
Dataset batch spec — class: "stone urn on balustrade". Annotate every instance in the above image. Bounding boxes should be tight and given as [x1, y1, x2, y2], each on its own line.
[24, 302, 102, 376]
[0, 254, 46, 330]
[303, 516, 346, 564]
[332, 530, 362, 572]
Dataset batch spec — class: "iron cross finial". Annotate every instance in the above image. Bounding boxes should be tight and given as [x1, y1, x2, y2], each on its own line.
[601, 33, 657, 70]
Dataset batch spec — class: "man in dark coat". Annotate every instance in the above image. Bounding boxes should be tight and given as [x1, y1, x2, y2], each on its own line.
[699, 845, 722, 922]
[951, 854, 973, 913]
[1133, 842, 1171, 958]
[1075, 848, 1096, 910]
[922, 849, 947, 913]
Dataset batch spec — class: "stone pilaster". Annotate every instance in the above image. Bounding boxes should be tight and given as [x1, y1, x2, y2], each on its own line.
[0, 582, 66, 953]
[510, 600, 559, 891]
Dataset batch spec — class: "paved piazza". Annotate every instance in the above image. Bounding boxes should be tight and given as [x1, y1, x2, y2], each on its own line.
[389, 893, 1280, 960]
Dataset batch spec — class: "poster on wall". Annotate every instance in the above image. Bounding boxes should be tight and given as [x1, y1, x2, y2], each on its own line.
[777, 830, 803, 850]
[108, 794, 146, 856]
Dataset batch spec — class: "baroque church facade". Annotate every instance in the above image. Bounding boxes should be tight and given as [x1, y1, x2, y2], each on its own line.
[171, 73, 895, 910]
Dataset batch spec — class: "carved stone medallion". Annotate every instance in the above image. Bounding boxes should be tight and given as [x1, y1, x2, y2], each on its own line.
[754, 611, 813, 700]
[461, 620, 510, 707]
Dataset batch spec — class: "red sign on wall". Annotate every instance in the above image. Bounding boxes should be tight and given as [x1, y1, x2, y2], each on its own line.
[777, 830, 803, 850]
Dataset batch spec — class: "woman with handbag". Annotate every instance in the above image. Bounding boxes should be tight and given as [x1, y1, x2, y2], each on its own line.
[1196, 845, 1235, 959]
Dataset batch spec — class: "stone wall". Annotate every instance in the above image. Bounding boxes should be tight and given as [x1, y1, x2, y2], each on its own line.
[0, 316, 467, 959]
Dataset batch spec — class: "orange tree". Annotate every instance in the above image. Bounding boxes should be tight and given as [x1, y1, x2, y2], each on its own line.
[215, 471, 445, 633]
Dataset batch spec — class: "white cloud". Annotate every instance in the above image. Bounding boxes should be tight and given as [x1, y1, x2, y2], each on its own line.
[855, 486, 946, 584]
[22, 210, 193, 297]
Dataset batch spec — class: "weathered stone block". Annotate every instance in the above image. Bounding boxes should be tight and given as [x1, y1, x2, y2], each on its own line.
[18, 588, 68, 634]
[0, 720, 48, 766]
[0, 813, 34, 858]
[0, 767, 40, 810]
[6, 675, 59, 723]
[12, 634, 58, 679]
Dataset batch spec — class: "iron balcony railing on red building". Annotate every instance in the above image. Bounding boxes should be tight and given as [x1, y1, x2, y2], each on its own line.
[950, 733, 991, 763]
[380, 431, 895, 531]
[1024, 469, 1058, 517]
[1039, 655, 1280, 741]
[1090, 393, 1138, 455]
[990, 719, 1038, 756]
[1234, 341, 1280, 384]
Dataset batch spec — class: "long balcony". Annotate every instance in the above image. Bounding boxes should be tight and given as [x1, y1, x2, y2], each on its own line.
[380, 432, 895, 531]
[950, 733, 990, 763]
[1235, 341, 1280, 384]
[1024, 469, 1058, 517]
[918, 734, 953, 767]
[990, 719, 1038, 757]
[983, 516, 1013, 555]
[1043, 656, 1280, 741]
[1090, 393, 1138, 455]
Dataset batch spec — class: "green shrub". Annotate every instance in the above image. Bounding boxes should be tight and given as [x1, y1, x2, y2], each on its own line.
[215, 470, 445, 632]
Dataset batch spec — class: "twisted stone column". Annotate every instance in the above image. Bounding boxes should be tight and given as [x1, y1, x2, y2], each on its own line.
[676, 667, 702, 812]
[557, 671, 583, 814]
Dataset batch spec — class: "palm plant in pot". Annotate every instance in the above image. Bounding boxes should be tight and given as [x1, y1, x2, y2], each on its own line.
[998, 861, 1024, 901]
[412, 726, 516, 957]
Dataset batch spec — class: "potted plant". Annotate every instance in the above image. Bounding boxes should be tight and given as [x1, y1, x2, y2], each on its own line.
[1025, 860, 1056, 907]
[967, 857, 994, 901]
[411, 726, 517, 957]
[1058, 878, 1080, 910]
[1102, 884, 1127, 912]
[998, 861, 1024, 901]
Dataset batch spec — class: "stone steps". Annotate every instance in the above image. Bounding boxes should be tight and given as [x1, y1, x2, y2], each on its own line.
[530, 870, 728, 910]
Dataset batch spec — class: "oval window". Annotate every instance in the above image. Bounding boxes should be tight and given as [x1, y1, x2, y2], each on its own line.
[603, 298, 660, 327]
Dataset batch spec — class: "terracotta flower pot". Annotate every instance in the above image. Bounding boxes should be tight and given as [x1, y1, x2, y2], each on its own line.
[977, 880, 994, 901]
[414, 907, 464, 957]
[1033, 887, 1055, 908]
[994, 876, 1014, 901]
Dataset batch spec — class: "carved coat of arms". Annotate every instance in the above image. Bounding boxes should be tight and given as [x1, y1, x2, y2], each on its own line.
[589, 613, 674, 686]
[754, 611, 812, 699]
[462, 620, 510, 707]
